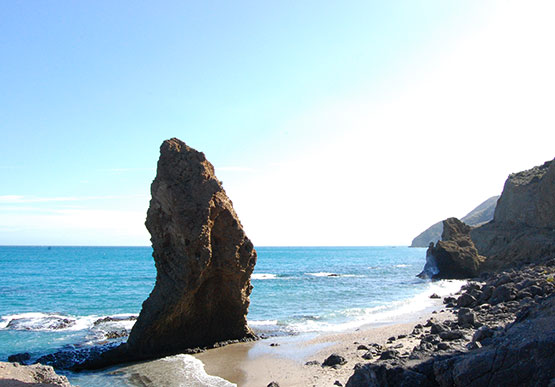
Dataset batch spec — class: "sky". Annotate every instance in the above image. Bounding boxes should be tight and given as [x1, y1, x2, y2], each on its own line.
[1, 1, 554, 246]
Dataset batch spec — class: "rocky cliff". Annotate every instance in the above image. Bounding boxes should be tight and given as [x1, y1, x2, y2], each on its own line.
[411, 196, 499, 248]
[125, 138, 257, 359]
[471, 158, 555, 271]
[418, 218, 485, 279]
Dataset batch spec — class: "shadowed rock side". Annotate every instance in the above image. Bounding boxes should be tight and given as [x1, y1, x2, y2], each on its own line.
[418, 218, 485, 279]
[128, 138, 257, 357]
[471, 158, 555, 271]
[411, 196, 499, 248]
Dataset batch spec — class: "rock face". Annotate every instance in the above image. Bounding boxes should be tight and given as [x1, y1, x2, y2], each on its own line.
[0, 362, 73, 386]
[471, 158, 555, 271]
[411, 196, 498, 248]
[125, 138, 257, 359]
[418, 218, 485, 279]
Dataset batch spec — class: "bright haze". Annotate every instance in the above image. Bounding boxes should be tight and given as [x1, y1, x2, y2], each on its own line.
[1, 1, 554, 246]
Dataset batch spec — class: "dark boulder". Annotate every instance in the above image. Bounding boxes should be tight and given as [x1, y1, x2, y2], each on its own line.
[7, 353, 31, 364]
[323, 353, 347, 367]
[457, 308, 476, 327]
[418, 218, 485, 279]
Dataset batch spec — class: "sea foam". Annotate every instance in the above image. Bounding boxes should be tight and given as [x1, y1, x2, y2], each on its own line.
[251, 273, 278, 280]
[114, 354, 236, 387]
[0, 312, 136, 333]
[284, 279, 466, 333]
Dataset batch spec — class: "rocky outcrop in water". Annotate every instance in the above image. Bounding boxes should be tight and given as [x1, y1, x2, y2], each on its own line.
[0, 361, 73, 386]
[50, 138, 258, 370]
[411, 196, 498, 248]
[471, 158, 555, 271]
[418, 218, 485, 279]
[126, 138, 257, 358]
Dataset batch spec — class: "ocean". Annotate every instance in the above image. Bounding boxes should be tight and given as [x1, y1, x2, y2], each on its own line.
[0, 246, 464, 386]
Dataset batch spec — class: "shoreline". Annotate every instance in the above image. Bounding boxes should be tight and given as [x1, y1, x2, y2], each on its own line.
[195, 298, 455, 386]
[193, 259, 555, 386]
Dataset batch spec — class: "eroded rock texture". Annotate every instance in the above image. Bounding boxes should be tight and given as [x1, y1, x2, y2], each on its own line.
[0, 362, 73, 386]
[419, 218, 485, 279]
[471, 158, 555, 271]
[127, 138, 257, 358]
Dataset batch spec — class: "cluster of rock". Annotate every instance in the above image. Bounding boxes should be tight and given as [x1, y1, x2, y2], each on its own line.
[0, 361, 73, 386]
[346, 260, 555, 386]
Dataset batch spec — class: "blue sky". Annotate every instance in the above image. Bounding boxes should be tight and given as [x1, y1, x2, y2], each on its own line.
[1, 1, 554, 245]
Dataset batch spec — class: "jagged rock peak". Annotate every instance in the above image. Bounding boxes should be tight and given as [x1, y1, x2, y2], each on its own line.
[126, 137, 257, 359]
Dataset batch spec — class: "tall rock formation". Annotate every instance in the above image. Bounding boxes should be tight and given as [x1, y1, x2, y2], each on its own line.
[471, 158, 555, 271]
[125, 138, 257, 359]
[418, 218, 485, 279]
[410, 196, 499, 248]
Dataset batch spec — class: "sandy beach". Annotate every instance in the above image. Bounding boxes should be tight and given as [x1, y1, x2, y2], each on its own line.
[195, 300, 455, 386]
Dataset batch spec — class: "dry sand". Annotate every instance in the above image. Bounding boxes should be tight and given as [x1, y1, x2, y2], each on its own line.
[195, 302, 456, 387]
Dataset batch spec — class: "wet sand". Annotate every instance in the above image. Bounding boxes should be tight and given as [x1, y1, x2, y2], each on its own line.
[195, 301, 455, 386]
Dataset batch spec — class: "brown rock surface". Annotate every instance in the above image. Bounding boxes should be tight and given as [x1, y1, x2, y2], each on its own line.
[471, 158, 555, 271]
[420, 218, 485, 279]
[125, 138, 257, 359]
[0, 362, 73, 386]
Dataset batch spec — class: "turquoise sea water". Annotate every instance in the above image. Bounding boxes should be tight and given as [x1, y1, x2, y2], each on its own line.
[0, 246, 463, 386]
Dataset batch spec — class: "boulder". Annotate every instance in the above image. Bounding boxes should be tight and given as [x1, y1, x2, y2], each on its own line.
[0, 362, 73, 386]
[457, 308, 476, 327]
[323, 354, 347, 367]
[418, 218, 485, 279]
[7, 353, 30, 364]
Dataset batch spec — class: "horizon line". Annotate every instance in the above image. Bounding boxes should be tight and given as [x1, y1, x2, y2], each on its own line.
[0, 244, 420, 248]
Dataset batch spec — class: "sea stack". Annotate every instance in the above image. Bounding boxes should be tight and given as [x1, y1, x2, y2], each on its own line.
[126, 138, 257, 358]
[418, 217, 485, 279]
